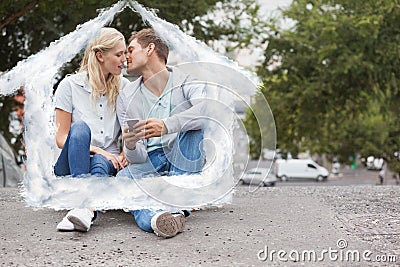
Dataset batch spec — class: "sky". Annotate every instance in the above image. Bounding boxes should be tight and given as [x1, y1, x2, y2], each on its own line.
[235, 0, 293, 68]
[258, 0, 292, 13]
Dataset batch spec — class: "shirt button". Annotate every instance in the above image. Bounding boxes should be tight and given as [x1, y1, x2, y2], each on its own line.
[101, 131, 103, 134]
[100, 104, 103, 107]
[159, 102, 161, 105]
[100, 117, 103, 120]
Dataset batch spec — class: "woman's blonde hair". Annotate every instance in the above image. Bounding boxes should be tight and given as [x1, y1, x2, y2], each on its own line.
[80, 27, 125, 110]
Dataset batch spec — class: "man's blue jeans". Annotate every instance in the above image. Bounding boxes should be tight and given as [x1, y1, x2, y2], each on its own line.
[54, 121, 117, 177]
[117, 130, 204, 232]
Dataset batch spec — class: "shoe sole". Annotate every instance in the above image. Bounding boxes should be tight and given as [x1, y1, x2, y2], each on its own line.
[174, 214, 185, 233]
[56, 226, 74, 232]
[56, 217, 74, 231]
[151, 212, 185, 238]
[67, 215, 90, 232]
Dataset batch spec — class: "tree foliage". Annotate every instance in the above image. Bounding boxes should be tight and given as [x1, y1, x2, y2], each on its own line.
[247, 0, 400, 168]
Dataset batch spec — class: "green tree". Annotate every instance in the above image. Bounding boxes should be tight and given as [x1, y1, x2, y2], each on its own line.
[247, 0, 400, 167]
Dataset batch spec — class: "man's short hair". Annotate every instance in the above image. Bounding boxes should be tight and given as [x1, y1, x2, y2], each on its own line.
[129, 28, 169, 64]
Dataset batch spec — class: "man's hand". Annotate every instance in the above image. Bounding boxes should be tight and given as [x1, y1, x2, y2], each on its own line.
[135, 118, 168, 139]
[123, 118, 167, 149]
[122, 125, 141, 150]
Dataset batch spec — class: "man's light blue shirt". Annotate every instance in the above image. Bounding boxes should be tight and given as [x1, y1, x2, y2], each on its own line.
[140, 73, 173, 152]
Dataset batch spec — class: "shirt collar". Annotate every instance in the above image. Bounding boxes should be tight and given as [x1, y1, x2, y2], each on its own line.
[72, 71, 91, 93]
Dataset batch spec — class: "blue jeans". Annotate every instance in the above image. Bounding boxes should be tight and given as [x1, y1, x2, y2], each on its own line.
[117, 130, 204, 232]
[54, 121, 117, 177]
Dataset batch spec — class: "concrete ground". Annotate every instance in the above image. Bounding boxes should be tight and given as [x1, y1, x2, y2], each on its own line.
[1, 181, 399, 266]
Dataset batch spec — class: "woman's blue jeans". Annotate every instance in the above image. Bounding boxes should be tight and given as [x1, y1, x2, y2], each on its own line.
[117, 130, 204, 232]
[54, 121, 116, 177]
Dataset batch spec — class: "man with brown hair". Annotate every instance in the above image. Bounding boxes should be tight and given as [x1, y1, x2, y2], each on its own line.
[116, 28, 205, 238]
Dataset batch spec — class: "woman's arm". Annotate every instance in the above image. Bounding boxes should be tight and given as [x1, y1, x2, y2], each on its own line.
[56, 108, 124, 170]
[56, 108, 111, 156]
[55, 108, 72, 149]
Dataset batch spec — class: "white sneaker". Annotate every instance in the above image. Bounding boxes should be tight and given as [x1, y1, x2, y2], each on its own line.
[151, 211, 185, 238]
[56, 216, 74, 231]
[66, 208, 94, 232]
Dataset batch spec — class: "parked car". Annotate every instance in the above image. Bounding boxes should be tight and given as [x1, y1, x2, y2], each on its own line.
[275, 159, 329, 182]
[239, 168, 277, 187]
[366, 156, 384, 170]
[0, 133, 24, 187]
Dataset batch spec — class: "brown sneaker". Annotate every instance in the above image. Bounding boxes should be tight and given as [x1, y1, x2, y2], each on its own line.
[150, 211, 185, 238]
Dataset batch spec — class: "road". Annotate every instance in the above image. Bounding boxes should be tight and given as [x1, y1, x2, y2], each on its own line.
[240, 162, 399, 187]
[1, 164, 399, 266]
[1, 183, 399, 266]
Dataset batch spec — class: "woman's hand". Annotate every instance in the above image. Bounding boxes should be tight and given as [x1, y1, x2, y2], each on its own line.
[92, 146, 124, 171]
[104, 152, 124, 171]
[119, 152, 128, 168]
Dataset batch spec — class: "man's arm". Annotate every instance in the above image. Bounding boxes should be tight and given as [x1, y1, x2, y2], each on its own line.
[163, 79, 206, 134]
[116, 92, 148, 164]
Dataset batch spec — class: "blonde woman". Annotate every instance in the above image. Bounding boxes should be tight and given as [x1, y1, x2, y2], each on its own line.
[54, 28, 129, 232]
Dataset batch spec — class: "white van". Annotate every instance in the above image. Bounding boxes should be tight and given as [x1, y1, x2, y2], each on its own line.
[275, 159, 329, 181]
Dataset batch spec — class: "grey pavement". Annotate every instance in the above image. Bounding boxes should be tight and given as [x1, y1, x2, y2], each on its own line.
[1, 182, 399, 266]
